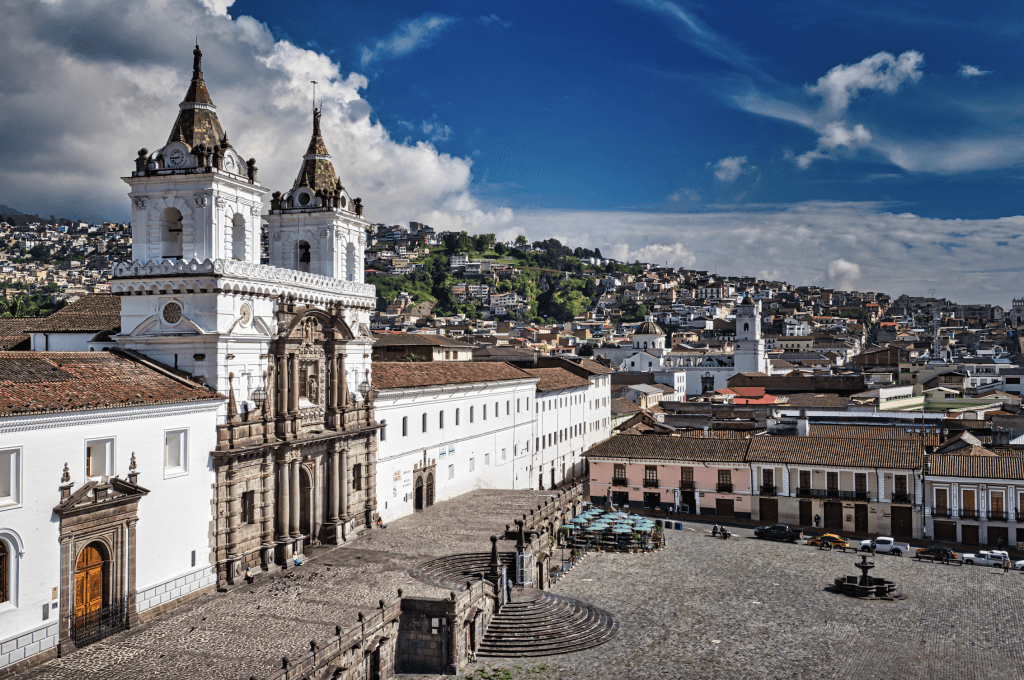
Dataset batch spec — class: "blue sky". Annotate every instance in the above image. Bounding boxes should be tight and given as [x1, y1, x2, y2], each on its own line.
[232, 0, 1024, 219]
[2, 0, 1022, 303]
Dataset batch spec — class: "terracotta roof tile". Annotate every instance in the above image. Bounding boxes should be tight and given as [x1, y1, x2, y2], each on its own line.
[371, 362, 533, 390]
[587, 434, 749, 462]
[747, 437, 923, 469]
[808, 424, 941, 445]
[520, 368, 592, 391]
[0, 319, 31, 350]
[28, 294, 121, 333]
[929, 453, 1024, 480]
[0, 351, 222, 417]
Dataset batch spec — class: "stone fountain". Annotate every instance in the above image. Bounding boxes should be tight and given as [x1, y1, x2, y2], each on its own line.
[834, 555, 905, 600]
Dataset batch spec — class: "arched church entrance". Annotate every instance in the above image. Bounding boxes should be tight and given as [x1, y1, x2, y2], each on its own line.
[299, 465, 313, 541]
[415, 475, 424, 511]
[426, 472, 435, 507]
[75, 543, 106, 622]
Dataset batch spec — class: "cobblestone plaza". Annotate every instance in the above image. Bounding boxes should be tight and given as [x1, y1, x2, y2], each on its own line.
[460, 521, 1024, 680]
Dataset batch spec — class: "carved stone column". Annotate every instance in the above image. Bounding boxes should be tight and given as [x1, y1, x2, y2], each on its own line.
[339, 446, 349, 521]
[277, 352, 289, 439]
[260, 454, 274, 568]
[289, 353, 300, 437]
[126, 518, 139, 625]
[277, 459, 290, 539]
[225, 457, 241, 583]
[329, 446, 340, 523]
[290, 458, 300, 538]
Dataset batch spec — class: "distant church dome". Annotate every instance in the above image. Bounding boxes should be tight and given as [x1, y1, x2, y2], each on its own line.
[633, 315, 664, 337]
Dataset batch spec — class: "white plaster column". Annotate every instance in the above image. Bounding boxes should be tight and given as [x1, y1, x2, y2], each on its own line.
[877, 471, 886, 502]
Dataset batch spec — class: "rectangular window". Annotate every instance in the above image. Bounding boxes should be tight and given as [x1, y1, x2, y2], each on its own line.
[506, 401, 510, 416]
[470, 406, 474, 423]
[422, 413, 428, 433]
[485, 453, 490, 466]
[403, 417, 408, 436]
[935, 487, 948, 509]
[799, 470, 811, 491]
[680, 467, 693, 483]
[0, 449, 19, 505]
[894, 475, 908, 496]
[380, 423, 386, 441]
[762, 468, 774, 487]
[614, 464, 626, 480]
[495, 402, 499, 418]
[165, 429, 188, 474]
[827, 471, 838, 492]
[517, 399, 521, 413]
[456, 409, 460, 426]
[449, 464, 455, 480]
[855, 473, 866, 494]
[536, 438, 540, 451]
[718, 469, 731, 485]
[86, 438, 114, 479]
[644, 466, 658, 483]
[353, 463, 362, 491]
[483, 404, 487, 420]
[470, 458, 475, 472]
[502, 448, 506, 461]
[439, 411, 444, 429]
[526, 398, 530, 410]
[241, 490, 256, 524]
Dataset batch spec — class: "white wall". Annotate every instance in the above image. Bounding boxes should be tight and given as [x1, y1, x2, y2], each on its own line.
[0, 400, 221, 670]
[373, 379, 538, 523]
[533, 385, 590, 489]
[29, 333, 95, 352]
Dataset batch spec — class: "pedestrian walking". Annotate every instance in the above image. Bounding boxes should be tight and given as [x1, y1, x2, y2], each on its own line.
[711, 524, 719, 537]
[870, 542, 877, 557]
[1003, 557, 1010, 574]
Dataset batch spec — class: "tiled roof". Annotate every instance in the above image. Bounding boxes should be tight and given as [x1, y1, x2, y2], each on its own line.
[610, 398, 641, 416]
[521, 368, 592, 391]
[929, 453, 1024, 480]
[782, 393, 851, 409]
[587, 434, 748, 462]
[0, 319, 31, 350]
[27, 294, 121, 333]
[0, 350, 222, 417]
[372, 332, 471, 348]
[747, 437, 923, 469]
[371, 362, 533, 390]
[808, 424, 941, 445]
[676, 428, 766, 439]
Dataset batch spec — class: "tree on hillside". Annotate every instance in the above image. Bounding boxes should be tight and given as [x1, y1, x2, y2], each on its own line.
[515, 234, 528, 247]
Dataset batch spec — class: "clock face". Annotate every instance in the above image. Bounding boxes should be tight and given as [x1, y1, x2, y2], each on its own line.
[162, 302, 183, 324]
[168, 148, 186, 168]
[239, 303, 252, 325]
[223, 155, 236, 173]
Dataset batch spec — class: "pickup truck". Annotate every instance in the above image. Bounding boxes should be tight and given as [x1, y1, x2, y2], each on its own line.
[859, 536, 910, 556]
[754, 524, 802, 542]
[962, 550, 1010, 567]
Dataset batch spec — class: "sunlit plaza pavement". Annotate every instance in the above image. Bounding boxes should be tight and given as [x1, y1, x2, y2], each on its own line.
[451, 520, 1024, 680]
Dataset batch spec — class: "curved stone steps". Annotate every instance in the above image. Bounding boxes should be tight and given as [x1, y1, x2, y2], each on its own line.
[409, 552, 516, 590]
[477, 591, 617, 658]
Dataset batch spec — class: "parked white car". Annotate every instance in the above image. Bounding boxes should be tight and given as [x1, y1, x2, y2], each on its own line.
[859, 536, 911, 556]
[962, 550, 1010, 567]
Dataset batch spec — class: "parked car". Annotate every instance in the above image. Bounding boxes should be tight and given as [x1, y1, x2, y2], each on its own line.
[1013, 559, 1024, 571]
[754, 524, 802, 542]
[807, 533, 849, 549]
[859, 537, 910, 556]
[916, 546, 958, 562]
[962, 550, 1010, 567]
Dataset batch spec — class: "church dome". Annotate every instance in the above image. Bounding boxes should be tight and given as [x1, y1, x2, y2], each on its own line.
[634, 320, 664, 336]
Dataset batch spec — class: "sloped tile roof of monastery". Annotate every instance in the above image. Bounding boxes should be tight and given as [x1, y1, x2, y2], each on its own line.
[586, 434, 749, 463]
[521, 368, 592, 392]
[27, 293, 121, 333]
[807, 424, 941, 445]
[746, 437, 923, 469]
[0, 351, 222, 417]
[928, 453, 1024, 480]
[0, 318, 31, 350]
[371, 361, 534, 390]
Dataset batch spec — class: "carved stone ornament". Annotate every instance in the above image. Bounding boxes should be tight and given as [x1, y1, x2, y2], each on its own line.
[162, 301, 183, 324]
[272, 231, 283, 241]
[129, 452, 138, 473]
[251, 205, 262, 217]
[319, 229, 330, 239]
[194, 195, 208, 208]
[61, 462, 71, 484]
[132, 197, 147, 209]
[358, 233, 366, 246]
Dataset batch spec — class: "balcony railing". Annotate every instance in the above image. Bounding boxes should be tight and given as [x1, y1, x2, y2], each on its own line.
[759, 485, 777, 496]
[960, 508, 979, 519]
[678, 480, 695, 490]
[643, 479, 660, 488]
[611, 477, 629, 487]
[891, 493, 914, 505]
[931, 506, 953, 518]
[716, 482, 733, 493]
[988, 510, 1008, 521]
[795, 488, 866, 501]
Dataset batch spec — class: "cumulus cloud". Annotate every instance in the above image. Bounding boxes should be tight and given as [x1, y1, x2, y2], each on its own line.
[794, 122, 872, 169]
[958, 64, 991, 78]
[668, 187, 700, 202]
[503, 202, 1024, 305]
[0, 0, 510, 233]
[827, 258, 862, 290]
[713, 156, 750, 182]
[806, 50, 924, 116]
[360, 14, 454, 65]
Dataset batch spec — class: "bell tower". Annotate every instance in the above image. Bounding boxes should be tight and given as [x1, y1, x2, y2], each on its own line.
[266, 107, 369, 281]
[124, 44, 265, 265]
[734, 296, 767, 374]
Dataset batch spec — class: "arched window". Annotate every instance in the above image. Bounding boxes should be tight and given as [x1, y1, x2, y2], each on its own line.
[380, 421, 387, 441]
[297, 240, 311, 273]
[422, 413, 427, 433]
[439, 411, 444, 429]
[456, 408, 460, 426]
[483, 404, 487, 420]
[231, 213, 246, 261]
[402, 416, 408, 437]
[743, 322, 750, 332]
[346, 243, 357, 282]
[470, 406, 474, 423]
[159, 207, 183, 260]
[495, 402, 499, 419]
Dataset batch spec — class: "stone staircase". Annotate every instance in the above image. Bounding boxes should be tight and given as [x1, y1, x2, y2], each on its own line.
[477, 589, 617, 658]
[410, 552, 516, 590]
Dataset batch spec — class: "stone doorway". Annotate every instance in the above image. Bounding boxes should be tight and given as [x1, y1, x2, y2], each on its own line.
[75, 544, 105, 621]
[759, 498, 778, 524]
[415, 476, 424, 511]
[299, 466, 313, 541]
[934, 521, 957, 543]
[824, 502, 843, 531]
[799, 500, 812, 526]
[551, 468, 556, 489]
[891, 506, 913, 538]
[961, 524, 980, 545]
[538, 473, 544, 490]
[426, 473, 434, 507]
[715, 498, 734, 517]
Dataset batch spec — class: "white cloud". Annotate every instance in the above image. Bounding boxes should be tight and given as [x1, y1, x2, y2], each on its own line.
[713, 156, 750, 182]
[503, 202, 1024, 306]
[806, 50, 924, 116]
[360, 14, 454, 65]
[827, 258, 862, 290]
[0, 0, 510, 234]
[958, 64, 991, 78]
[795, 122, 873, 169]
[421, 117, 452, 142]
[668, 187, 700, 202]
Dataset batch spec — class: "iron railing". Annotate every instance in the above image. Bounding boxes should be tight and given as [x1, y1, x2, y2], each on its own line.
[759, 485, 777, 496]
[643, 479, 660, 488]
[678, 480, 695, 490]
[960, 508, 979, 519]
[716, 483, 733, 493]
[891, 493, 914, 505]
[931, 506, 953, 518]
[988, 510, 1008, 521]
[611, 477, 629, 487]
[71, 596, 129, 647]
